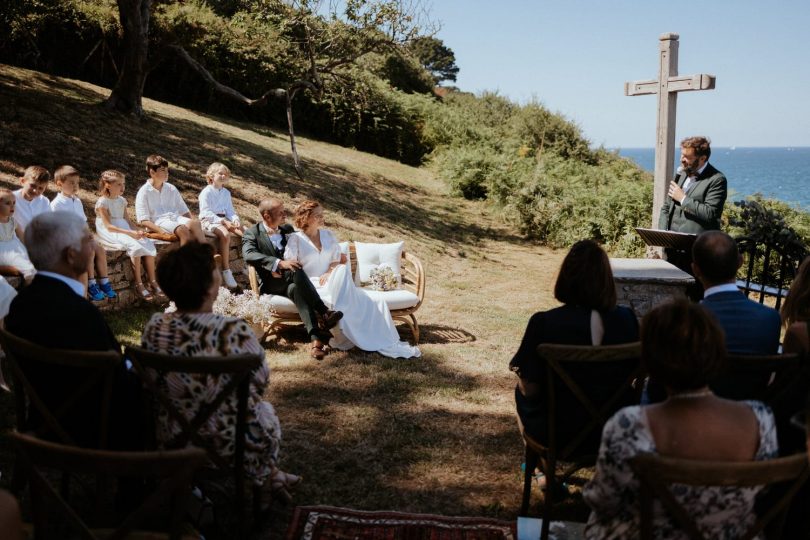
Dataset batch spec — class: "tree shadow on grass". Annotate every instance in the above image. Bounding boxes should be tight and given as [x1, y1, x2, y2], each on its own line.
[269, 356, 527, 522]
[0, 67, 526, 251]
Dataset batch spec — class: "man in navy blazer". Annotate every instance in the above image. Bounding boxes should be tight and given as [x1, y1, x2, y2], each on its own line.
[5, 212, 142, 449]
[692, 231, 781, 355]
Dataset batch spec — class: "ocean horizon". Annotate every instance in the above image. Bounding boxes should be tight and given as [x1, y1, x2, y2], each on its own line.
[616, 147, 810, 210]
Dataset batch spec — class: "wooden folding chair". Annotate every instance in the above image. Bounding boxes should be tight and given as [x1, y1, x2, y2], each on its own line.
[713, 353, 809, 454]
[10, 431, 205, 540]
[124, 346, 264, 536]
[630, 452, 809, 540]
[0, 327, 122, 449]
[518, 341, 642, 540]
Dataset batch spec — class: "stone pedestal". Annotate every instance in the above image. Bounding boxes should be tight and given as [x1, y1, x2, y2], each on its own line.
[611, 258, 695, 319]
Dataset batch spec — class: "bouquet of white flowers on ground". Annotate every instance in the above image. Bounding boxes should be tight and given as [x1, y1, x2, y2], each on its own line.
[368, 264, 399, 291]
[166, 288, 277, 328]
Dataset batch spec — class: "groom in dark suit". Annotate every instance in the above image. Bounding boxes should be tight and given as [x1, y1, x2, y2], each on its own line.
[242, 198, 341, 359]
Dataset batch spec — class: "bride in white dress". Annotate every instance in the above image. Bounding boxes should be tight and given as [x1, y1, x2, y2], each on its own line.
[283, 201, 420, 359]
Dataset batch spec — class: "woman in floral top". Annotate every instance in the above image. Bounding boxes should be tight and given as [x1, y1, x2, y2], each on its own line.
[583, 299, 778, 539]
[141, 242, 300, 497]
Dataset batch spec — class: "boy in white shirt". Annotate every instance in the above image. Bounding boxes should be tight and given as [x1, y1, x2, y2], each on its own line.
[199, 162, 244, 288]
[135, 155, 204, 245]
[50, 165, 116, 301]
[13, 166, 50, 230]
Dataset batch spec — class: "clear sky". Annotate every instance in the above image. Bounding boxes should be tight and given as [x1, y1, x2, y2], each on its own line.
[430, 1, 810, 149]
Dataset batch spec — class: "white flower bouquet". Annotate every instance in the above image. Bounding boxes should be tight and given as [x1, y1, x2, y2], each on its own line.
[166, 287, 277, 327]
[368, 264, 399, 291]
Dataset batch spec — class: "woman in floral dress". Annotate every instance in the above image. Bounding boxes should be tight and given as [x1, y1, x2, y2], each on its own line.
[583, 299, 778, 539]
[141, 242, 300, 496]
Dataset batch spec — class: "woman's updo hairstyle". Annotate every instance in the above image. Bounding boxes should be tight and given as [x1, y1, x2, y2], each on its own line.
[156, 242, 217, 311]
[641, 299, 726, 392]
[293, 200, 321, 230]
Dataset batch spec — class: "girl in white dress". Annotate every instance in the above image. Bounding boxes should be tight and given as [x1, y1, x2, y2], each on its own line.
[95, 170, 161, 301]
[284, 200, 420, 359]
[0, 189, 35, 283]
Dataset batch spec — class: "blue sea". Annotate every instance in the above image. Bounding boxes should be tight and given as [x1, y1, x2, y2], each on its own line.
[616, 147, 810, 210]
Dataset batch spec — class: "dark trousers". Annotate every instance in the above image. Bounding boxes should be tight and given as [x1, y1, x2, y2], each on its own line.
[263, 268, 329, 341]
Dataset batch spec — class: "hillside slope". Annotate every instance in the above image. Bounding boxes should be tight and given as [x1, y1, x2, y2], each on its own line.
[0, 64, 573, 530]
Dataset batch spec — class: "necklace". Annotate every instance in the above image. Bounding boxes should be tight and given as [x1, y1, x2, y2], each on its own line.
[668, 389, 713, 400]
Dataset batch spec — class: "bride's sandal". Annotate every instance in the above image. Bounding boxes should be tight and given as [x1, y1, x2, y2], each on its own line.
[135, 282, 153, 301]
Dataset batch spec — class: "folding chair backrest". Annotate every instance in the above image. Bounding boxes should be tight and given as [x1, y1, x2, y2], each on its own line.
[713, 353, 803, 403]
[630, 452, 809, 540]
[0, 327, 122, 449]
[10, 431, 205, 540]
[537, 342, 642, 460]
[124, 346, 263, 505]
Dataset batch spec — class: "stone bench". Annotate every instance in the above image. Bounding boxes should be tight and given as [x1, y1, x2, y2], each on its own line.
[247, 244, 425, 344]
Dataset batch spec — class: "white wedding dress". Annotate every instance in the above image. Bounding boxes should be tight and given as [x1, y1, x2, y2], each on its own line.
[284, 230, 421, 359]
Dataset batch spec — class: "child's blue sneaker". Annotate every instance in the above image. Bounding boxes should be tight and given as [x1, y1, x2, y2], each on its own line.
[87, 283, 106, 302]
[99, 281, 117, 299]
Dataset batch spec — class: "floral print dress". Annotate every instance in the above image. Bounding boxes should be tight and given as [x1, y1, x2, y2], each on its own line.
[141, 312, 281, 486]
[583, 401, 778, 540]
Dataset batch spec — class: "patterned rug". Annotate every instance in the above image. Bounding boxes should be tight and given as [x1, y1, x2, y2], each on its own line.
[285, 506, 516, 540]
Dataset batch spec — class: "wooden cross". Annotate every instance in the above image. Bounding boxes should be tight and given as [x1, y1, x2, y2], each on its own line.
[625, 32, 716, 229]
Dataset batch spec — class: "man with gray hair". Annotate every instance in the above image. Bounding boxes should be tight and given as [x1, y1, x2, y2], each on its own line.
[6, 211, 139, 449]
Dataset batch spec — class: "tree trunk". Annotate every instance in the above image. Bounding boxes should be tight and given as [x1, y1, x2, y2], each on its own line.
[286, 89, 304, 179]
[104, 0, 152, 116]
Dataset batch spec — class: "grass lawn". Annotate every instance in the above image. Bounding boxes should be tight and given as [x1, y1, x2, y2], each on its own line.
[0, 64, 583, 536]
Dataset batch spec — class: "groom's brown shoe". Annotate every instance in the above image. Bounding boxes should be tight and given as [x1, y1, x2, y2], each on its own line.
[319, 310, 343, 330]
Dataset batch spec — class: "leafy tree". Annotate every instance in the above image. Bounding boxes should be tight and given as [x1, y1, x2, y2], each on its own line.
[408, 35, 458, 85]
[104, 0, 432, 176]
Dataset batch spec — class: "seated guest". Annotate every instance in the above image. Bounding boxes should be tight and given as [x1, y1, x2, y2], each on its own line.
[693, 230, 781, 354]
[687, 231, 782, 402]
[583, 300, 778, 539]
[141, 242, 300, 497]
[5, 212, 141, 449]
[781, 256, 810, 356]
[242, 199, 341, 360]
[509, 240, 639, 450]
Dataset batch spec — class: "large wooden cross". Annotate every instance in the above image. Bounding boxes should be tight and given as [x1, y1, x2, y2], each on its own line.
[625, 33, 716, 228]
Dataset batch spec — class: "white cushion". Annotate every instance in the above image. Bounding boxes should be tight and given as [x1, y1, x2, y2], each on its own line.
[354, 241, 404, 287]
[263, 294, 298, 314]
[363, 288, 419, 310]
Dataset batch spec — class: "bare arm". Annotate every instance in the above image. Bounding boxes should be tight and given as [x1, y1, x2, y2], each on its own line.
[98, 207, 142, 238]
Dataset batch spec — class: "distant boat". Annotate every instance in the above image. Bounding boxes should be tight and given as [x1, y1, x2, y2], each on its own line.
[730, 146, 736, 150]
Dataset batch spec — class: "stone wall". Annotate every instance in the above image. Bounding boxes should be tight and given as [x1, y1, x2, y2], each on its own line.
[611, 257, 695, 320]
[98, 235, 249, 310]
[1, 235, 249, 310]
[614, 280, 690, 320]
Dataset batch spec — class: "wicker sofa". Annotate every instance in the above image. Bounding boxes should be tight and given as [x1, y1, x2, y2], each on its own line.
[248, 243, 425, 344]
